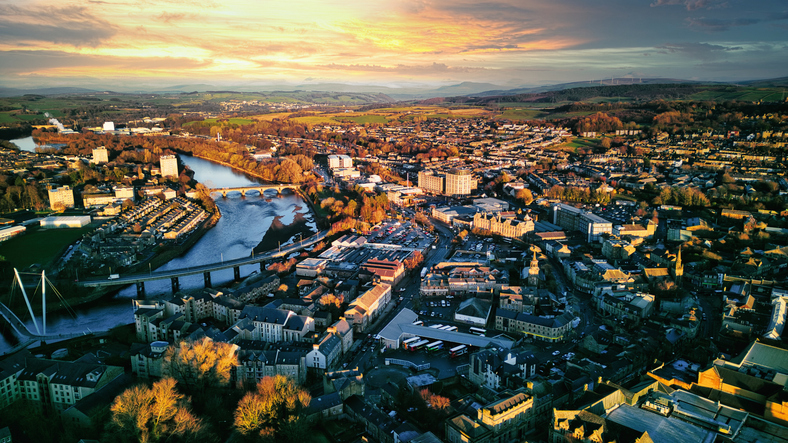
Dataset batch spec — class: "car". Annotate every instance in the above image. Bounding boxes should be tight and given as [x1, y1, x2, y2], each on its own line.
[552, 350, 560, 356]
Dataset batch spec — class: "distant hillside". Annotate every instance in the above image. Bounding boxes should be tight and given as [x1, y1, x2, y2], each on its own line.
[0, 86, 99, 98]
[445, 81, 786, 105]
[469, 78, 717, 98]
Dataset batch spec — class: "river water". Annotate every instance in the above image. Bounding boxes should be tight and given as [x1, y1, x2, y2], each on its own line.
[1, 143, 316, 354]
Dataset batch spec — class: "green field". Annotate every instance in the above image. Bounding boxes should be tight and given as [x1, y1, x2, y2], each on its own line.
[289, 116, 340, 124]
[498, 109, 545, 120]
[335, 114, 389, 124]
[184, 117, 256, 126]
[0, 225, 93, 270]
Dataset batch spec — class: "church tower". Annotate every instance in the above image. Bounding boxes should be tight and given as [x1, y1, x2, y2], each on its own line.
[528, 250, 540, 287]
[673, 246, 684, 286]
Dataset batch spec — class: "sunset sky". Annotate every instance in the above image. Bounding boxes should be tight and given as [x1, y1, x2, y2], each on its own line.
[1, 0, 787, 91]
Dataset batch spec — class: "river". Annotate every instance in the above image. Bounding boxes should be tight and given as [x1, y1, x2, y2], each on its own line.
[1, 146, 316, 354]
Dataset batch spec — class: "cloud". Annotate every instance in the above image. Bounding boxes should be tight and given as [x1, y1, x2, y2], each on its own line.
[686, 16, 760, 32]
[0, 5, 118, 47]
[650, 0, 728, 11]
[655, 42, 742, 60]
[0, 49, 212, 76]
[317, 62, 492, 76]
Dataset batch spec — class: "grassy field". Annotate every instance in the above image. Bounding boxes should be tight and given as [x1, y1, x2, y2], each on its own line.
[183, 117, 256, 126]
[334, 114, 389, 124]
[560, 138, 600, 149]
[289, 115, 340, 125]
[0, 225, 93, 270]
[497, 108, 545, 120]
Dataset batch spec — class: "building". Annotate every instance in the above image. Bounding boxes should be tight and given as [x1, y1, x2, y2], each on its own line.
[306, 333, 342, 371]
[39, 215, 91, 228]
[418, 170, 444, 194]
[235, 349, 307, 385]
[595, 291, 655, 323]
[495, 310, 575, 342]
[473, 212, 534, 239]
[469, 349, 538, 390]
[48, 186, 75, 209]
[0, 225, 25, 242]
[160, 155, 178, 178]
[130, 341, 169, 379]
[344, 283, 392, 332]
[0, 351, 124, 414]
[327, 154, 353, 169]
[446, 389, 535, 443]
[102, 122, 115, 132]
[552, 203, 613, 243]
[445, 168, 473, 196]
[92, 146, 109, 164]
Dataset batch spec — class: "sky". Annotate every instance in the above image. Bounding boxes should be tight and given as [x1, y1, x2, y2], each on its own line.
[0, 0, 787, 91]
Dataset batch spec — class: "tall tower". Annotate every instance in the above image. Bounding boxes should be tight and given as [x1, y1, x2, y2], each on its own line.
[673, 246, 684, 286]
[528, 250, 540, 287]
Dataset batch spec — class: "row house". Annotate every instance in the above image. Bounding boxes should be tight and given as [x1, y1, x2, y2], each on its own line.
[0, 352, 124, 414]
[495, 310, 575, 342]
[231, 306, 314, 342]
[344, 283, 392, 333]
[235, 349, 306, 385]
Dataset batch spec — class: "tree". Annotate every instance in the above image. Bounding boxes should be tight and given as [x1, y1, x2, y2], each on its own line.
[275, 159, 303, 183]
[163, 337, 239, 391]
[105, 378, 209, 443]
[515, 188, 534, 206]
[234, 375, 311, 443]
[404, 251, 425, 271]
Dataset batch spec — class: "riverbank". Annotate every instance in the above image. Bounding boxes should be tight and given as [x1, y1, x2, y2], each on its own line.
[254, 207, 312, 254]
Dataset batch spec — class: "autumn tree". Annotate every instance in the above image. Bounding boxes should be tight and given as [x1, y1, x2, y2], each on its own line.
[275, 159, 303, 183]
[234, 375, 312, 443]
[163, 337, 239, 391]
[105, 378, 209, 443]
[404, 251, 425, 271]
[419, 389, 450, 411]
[515, 188, 534, 206]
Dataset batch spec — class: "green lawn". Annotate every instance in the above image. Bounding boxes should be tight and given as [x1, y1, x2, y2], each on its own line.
[0, 225, 93, 270]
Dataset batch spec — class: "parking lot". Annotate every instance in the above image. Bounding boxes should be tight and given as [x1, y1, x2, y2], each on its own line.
[366, 220, 436, 251]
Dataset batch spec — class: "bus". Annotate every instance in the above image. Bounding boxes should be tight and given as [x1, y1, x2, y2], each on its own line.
[469, 327, 486, 336]
[426, 341, 444, 352]
[412, 320, 424, 326]
[444, 326, 458, 332]
[409, 339, 430, 351]
[429, 324, 444, 329]
[402, 337, 420, 349]
[449, 345, 467, 358]
[438, 325, 453, 331]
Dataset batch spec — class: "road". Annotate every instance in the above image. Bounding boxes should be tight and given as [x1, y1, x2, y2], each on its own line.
[340, 217, 454, 371]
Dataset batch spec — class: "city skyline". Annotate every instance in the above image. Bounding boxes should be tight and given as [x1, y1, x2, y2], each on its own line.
[0, 0, 787, 91]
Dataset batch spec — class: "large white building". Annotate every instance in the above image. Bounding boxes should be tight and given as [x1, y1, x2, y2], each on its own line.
[328, 154, 353, 169]
[40, 215, 91, 228]
[47, 186, 75, 209]
[160, 155, 179, 178]
[92, 146, 109, 164]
